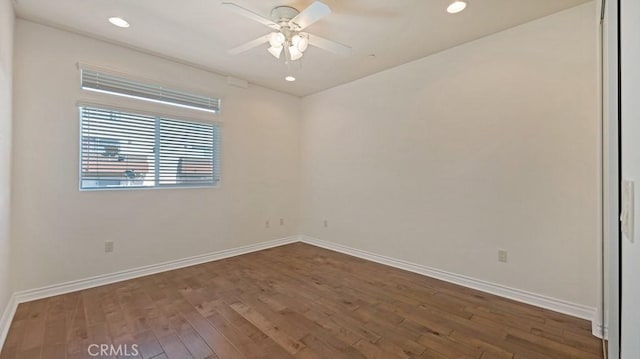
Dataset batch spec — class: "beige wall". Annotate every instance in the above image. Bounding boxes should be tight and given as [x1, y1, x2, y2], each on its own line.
[0, 0, 14, 312]
[11, 20, 301, 292]
[300, 2, 599, 307]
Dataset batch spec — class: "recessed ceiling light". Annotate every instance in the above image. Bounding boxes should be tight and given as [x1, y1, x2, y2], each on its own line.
[108, 17, 130, 28]
[285, 76, 296, 82]
[447, 1, 467, 14]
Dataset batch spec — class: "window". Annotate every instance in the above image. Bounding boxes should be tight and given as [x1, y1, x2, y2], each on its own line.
[80, 106, 220, 190]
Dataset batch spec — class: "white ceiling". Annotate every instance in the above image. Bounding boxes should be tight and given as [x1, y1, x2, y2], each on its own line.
[14, 0, 590, 96]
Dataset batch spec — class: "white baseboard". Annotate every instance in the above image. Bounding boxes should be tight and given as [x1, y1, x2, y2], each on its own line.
[299, 235, 604, 338]
[0, 294, 17, 353]
[0, 236, 298, 351]
[592, 321, 609, 340]
[14, 236, 299, 304]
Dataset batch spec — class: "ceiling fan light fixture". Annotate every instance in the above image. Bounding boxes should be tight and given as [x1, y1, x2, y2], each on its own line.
[289, 45, 303, 61]
[268, 46, 283, 58]
[223, 1, 353, 66]
[447, 1, 467, 14]
[269, 32, 286, 47]
[292, 34, 301, 46]
[297, 34, 309, 52]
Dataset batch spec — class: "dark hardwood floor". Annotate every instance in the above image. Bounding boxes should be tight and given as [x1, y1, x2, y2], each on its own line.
[0, 243, 603, 359]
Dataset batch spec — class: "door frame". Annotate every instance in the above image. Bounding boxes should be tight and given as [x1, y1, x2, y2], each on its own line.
[603, 0, 620, 357]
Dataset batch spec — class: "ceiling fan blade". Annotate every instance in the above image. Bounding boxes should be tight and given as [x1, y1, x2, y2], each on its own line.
[228, 35, 270, 55]
[308, 34, 352, 56]
[289, 1, 331, 30]
[221, 2, 281, 30]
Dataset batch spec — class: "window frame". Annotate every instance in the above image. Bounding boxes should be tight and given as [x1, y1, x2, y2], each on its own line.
[78, 103, 222, 192]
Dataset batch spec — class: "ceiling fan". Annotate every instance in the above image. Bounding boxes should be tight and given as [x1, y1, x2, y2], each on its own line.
[221, 1, 352, 62]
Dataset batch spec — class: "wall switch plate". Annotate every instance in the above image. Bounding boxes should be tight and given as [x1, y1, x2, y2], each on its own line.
[498, 249, 508, 263]
[105, 241, 114, 253]
[323, 220, 328, 228]
[621, 180, 635, 243]
[280, 218, 284, 226]
[265, 220, 270, 228]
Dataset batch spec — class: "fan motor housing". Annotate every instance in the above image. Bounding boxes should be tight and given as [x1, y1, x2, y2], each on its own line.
[270, 6, 299, 23]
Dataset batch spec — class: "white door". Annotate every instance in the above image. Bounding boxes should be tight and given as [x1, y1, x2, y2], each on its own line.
[620, 0, 640, 357]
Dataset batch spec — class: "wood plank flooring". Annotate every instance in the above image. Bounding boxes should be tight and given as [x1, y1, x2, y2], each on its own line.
[0, 243, 603, 359]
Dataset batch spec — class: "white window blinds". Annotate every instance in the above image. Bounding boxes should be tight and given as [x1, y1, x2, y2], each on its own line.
[80, 68, 221, 113]
[80, 106, 220, 190]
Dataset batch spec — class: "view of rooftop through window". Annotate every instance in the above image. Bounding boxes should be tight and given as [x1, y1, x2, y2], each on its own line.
[80, 107, 220, 190]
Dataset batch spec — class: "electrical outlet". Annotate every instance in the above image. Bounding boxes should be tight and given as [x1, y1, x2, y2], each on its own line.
[323, 220, 328, 228]
[105, 241, 114, 253]
[280, 218, 284, 226]
[265, 220, 270, 228]
[498, 250, 507, 263]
